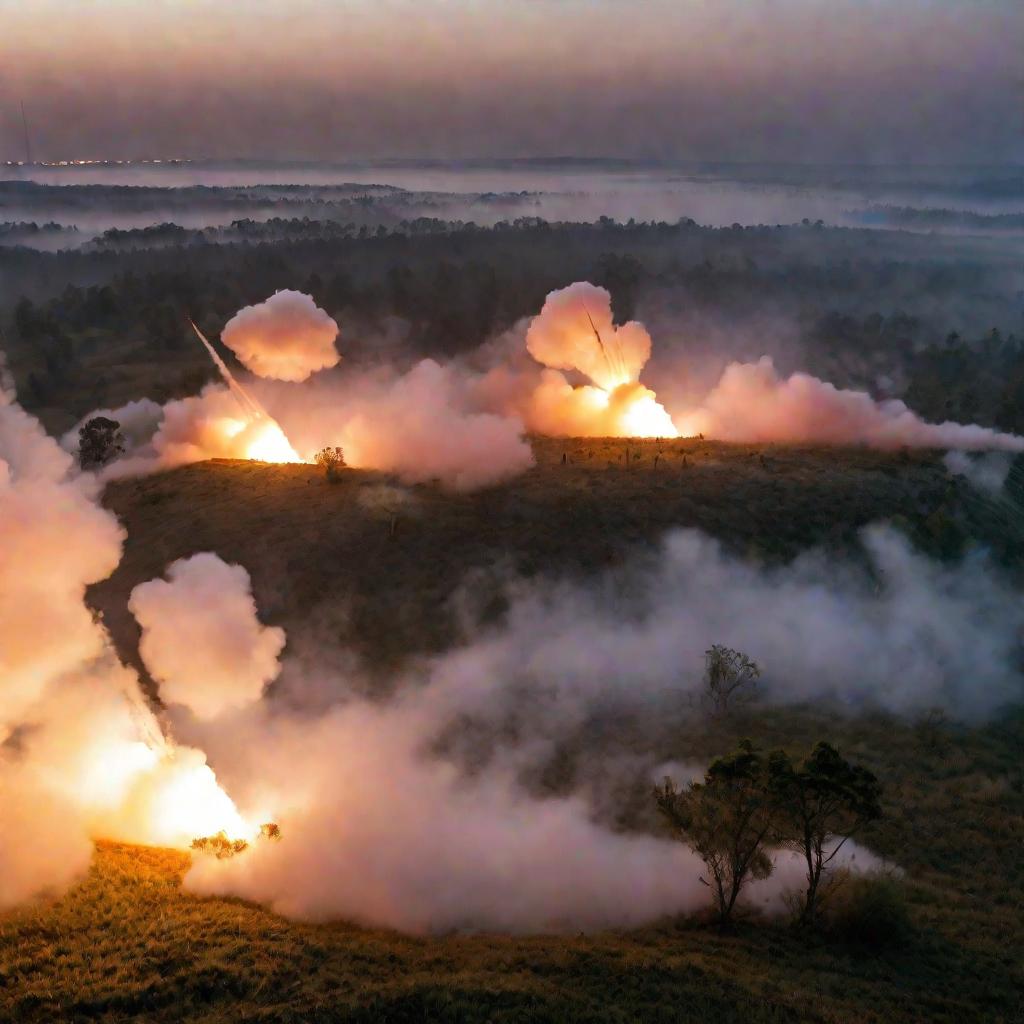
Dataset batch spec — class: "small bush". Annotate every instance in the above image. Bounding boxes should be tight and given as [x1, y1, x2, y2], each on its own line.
[78, 416, 125, 470]
[315, 445, 347, 482]
[824, 872, 911, 947]
[190, 832, 249, 859]
[914, 706, 950, 753]
[192, 822, 282, 859]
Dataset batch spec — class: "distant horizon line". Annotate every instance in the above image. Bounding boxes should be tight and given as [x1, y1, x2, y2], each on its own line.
[3, 156, 1023, 172]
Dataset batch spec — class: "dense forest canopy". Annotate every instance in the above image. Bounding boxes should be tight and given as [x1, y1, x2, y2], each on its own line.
[2, 210, 1021, 437]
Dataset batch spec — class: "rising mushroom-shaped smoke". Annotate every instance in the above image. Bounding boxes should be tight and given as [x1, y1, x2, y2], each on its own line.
[130, 553, 286, 721]
[221, 289, 341, 383]
[520, 282, 678, 437]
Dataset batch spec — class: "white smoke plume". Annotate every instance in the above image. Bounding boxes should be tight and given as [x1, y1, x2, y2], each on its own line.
[1, 394, 124, 729]
[0, 378, 121, 906]
[677, 356, 1024, 451]
[184, 701, 709, 931]
[78, 362, 534, 491]
[180, 658, 877, 934]
[178, 520, 1016, 933]
[0, 382, 259, 908]
[221, 289, 340, 383]
[129, 553, 286, 721]
[516, 282, 677, 438]
[418, 525, 1023, 722]
[0, 768, 93, 910]
[278, 359, 534, 490]
[526, 281, 651, 390]
[944, 450, 1013, 493]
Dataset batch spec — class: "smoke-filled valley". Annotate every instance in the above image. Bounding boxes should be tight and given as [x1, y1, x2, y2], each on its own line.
[2, 157, 1024, 1024]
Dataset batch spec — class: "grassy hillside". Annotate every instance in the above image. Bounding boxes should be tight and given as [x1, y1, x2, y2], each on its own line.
[2, 704, 1022, 1023]
[4, 441, 1023, 1021]
[92, 437, 964, 676]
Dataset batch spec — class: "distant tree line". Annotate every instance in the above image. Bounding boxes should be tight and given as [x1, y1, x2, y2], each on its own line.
[2, 218, 1020, 434]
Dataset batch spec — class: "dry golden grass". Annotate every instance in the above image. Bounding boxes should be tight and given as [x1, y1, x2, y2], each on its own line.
[92, 438, 950, 673]
[2, 707, 1021, 1023]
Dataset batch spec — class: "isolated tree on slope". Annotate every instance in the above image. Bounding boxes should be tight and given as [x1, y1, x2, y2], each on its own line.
[768, 743, 882, 927]
[703, 645, 761, 715]
[655, 740, 774, 926]
[78, 416, 125, 470]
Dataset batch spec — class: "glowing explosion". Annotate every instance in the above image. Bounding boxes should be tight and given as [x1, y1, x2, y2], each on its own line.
[223, 415, 303, 464]
[87, 737, 260, 849]
[524, 282, 678, 438]
[190, 320, 304, 464]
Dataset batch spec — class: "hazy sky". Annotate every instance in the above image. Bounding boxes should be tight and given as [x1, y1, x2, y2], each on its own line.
[1, 0, 1021, 164]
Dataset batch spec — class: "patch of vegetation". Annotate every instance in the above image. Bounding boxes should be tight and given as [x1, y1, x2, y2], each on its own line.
[315, 445, 347, 482]
[823, 870, 912, 947]
[189, 832, 249, 859]
[77, 414, 125, 470]
[656, 737, 882, 928]
[191, 823, 282, 859]
[90, 440, 995, 676]
[655, 740, 775, 925]
[702, 645, 762, 716]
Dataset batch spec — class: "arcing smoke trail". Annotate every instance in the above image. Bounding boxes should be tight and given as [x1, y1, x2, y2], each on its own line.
[189, 319, 268, 422]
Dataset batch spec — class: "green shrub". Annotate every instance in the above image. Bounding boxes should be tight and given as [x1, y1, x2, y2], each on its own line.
[824, 871, 911, 947]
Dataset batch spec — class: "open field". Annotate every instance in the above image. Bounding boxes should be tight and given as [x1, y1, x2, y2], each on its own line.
[91, 437, 968, 676]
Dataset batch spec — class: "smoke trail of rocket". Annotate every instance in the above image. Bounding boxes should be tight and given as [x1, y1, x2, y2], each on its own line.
[189, 320, 268, 422]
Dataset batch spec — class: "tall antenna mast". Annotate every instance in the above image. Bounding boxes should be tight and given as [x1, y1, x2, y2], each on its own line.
[20, 101, 33, 165]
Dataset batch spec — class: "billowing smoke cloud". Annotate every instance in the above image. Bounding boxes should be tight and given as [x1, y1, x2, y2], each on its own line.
[0, 767, 93, 911]
[184, 702, 711, 931]
[180, 643, 879, 933]
[179, 521, 1016, 933]
[1, 392, 124, 727]
[1, 376, 126, 907]
[0, 377, 258, 908]
[421, 525, 1023, 722]
[944, 450, 1013, 494]
[152, 387, 297, 466]
[286, 359, 534, 490]
[78, 364, 534, 491]
[517, 283, 677, 438]
[527, 282, 651, 390]
[677, 357, 1024, 452]
[221, 290, 340, 383]
[63, 385, 303, 481]
[130, 553, 286, 720]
